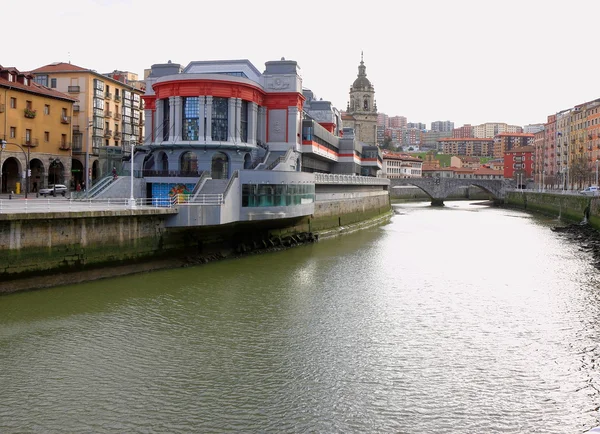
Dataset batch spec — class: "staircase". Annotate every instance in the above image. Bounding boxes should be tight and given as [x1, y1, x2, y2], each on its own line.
[198, 179, 229, 194]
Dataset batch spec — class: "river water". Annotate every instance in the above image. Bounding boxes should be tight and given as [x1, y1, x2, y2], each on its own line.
[1, 201, 599, 433]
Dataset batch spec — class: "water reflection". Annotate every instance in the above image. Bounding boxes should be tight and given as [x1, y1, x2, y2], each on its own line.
[0, 200, 599, 433]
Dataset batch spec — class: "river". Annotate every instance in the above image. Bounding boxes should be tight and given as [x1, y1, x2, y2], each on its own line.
[1, 200, 599, 433]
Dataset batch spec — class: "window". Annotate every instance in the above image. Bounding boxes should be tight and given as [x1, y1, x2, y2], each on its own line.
[61, 108, 67, 117]
[10, 127, 16, 138]
[25, 129, 31, 144]
[50, 78, 57, 88]
[34, 75, 48, 86]
[182, 97, 199, 141]
[61, 134, 67, 146]
[44, 105, 50, 115]
[26, 100, 32, 110]
[212, 97, 228, 142]
[44, 131, 49, 142]
[10, 97, 16, 109]
[8, 74, 13, 82]
[240, 100, 248, 143]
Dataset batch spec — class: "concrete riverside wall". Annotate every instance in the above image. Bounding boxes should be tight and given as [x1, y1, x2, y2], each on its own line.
[0, 194, 391, 292]
[505, 191, 599, 228]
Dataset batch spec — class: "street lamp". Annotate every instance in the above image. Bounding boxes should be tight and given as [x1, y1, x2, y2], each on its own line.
[596, 159, 599, 187]
[129, 140, 136, 208]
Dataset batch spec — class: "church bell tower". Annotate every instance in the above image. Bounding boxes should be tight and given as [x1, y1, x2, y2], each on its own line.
[346, 52, 378, 146]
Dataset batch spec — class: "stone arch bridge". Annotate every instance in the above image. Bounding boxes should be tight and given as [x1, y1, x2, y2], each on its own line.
[390, 178, 514, 206]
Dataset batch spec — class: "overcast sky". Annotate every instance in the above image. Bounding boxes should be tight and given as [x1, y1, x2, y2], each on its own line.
[5, 0, 599, 129]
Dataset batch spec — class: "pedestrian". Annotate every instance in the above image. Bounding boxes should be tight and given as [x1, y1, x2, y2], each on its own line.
[112, 167, 118, 181]
[76, 182, 81, 192]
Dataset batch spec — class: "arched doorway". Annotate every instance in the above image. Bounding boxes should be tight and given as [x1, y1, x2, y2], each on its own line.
[92, 160, 100, 184]
[49, 159, 64, 185]
[244, 153, 252, 169]
[211, 152, 228, 179]
[30, 158, 45, 192]
[71, 159, 84, 187]
[1, 157, 21, 193]
[160, 153, 168, 172]
[181, 151, 198, 176]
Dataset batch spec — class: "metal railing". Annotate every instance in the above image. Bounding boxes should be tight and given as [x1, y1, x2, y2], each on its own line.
[0, 197, 179, 214]
[314, 173, 390, 185]
[174, 194, 224, 206]
[222, 170, 239, 199]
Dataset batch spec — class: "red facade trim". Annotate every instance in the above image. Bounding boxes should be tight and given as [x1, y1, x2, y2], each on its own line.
[152, 79, 267, 106]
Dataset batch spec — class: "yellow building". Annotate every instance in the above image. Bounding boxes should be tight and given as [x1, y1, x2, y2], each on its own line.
[30, 63, 144, 187]
[0, 65, 77, 194]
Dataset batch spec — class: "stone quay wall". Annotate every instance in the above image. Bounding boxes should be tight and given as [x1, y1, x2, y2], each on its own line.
[505, 191, 599, 228]
[0, 194, 391, 292]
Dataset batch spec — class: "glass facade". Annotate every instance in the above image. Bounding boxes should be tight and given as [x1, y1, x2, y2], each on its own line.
[163, 98, 170, 141]
[183, 97, 200, 141]
[240, 100, 248, 143]
[241, 183, 315, 207]
[212, 97, 228, 142]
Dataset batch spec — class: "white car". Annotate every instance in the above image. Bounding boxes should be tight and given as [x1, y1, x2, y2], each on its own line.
[39, 184, 68, 197]
[580, 186, 599, 196]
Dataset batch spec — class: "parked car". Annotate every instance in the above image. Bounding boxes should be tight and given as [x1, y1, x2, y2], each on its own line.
[580, 186, 599, 196]
[39, 184, 68, 197]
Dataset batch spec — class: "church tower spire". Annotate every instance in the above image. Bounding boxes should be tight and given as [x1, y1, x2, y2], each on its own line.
[344, 52, 378, 146]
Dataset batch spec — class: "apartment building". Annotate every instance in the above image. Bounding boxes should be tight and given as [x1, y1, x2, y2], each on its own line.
[30, 63, 145, 187]
[0, 65, 77, 194]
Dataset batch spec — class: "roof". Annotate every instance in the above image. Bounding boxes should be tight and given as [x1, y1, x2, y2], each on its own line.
[473, 167, 503, 175]
[0, 67, 78, 102]
[496, 132, 534, 137]
[382, 151, 422, 162]
[438, 137, 494, 142]
[28, 62, 89, 74]
[505, 146, 535, 153]
[29, 62, 142, 92]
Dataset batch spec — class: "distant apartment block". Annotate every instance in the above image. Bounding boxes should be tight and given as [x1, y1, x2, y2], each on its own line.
[431, 120, 454, 132]
[453, 124, 473, 138]
[524, 123, 544, 134]
[407, 122, 426, 130]
[422, 130, 452, 150]
[504, 146, 534, 183]
[382, 151, 423, 178]
[493, 133, 534, 158]
[389, 115, 407, 129]
[473, 122, 523, 139]
[439, 137, 494, 157]
[377, 113, 389, 127]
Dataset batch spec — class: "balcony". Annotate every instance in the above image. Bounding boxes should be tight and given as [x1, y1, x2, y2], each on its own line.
[105, 110, 113, 118]
[114, 131, 122, 139]
[23, 137, 39, 147]
[68, 86, 80, 93]
[104, 130, 112, 138]
[61, 115, 71, 124]
[114, 113, 121, 120]
[73, 104, 80, 112]
[59, 142, 72, 151]
[105, 92, 112, 100]
[73, 125, 81, 133]
[24, 108, 37, 119]
[114, 95, 121, 102]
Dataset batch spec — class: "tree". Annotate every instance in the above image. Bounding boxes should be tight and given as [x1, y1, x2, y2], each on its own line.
[570, 155, 589, 189]
[381, 136, 393, 150]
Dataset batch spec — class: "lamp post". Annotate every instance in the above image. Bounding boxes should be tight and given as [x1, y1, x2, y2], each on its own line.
[596, 159, 599, 187]
[85, 119, 92, 191]
[129, 140, 136, 208]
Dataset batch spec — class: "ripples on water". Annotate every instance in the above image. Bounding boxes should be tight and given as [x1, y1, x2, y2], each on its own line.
[1, 200, 599, 433]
